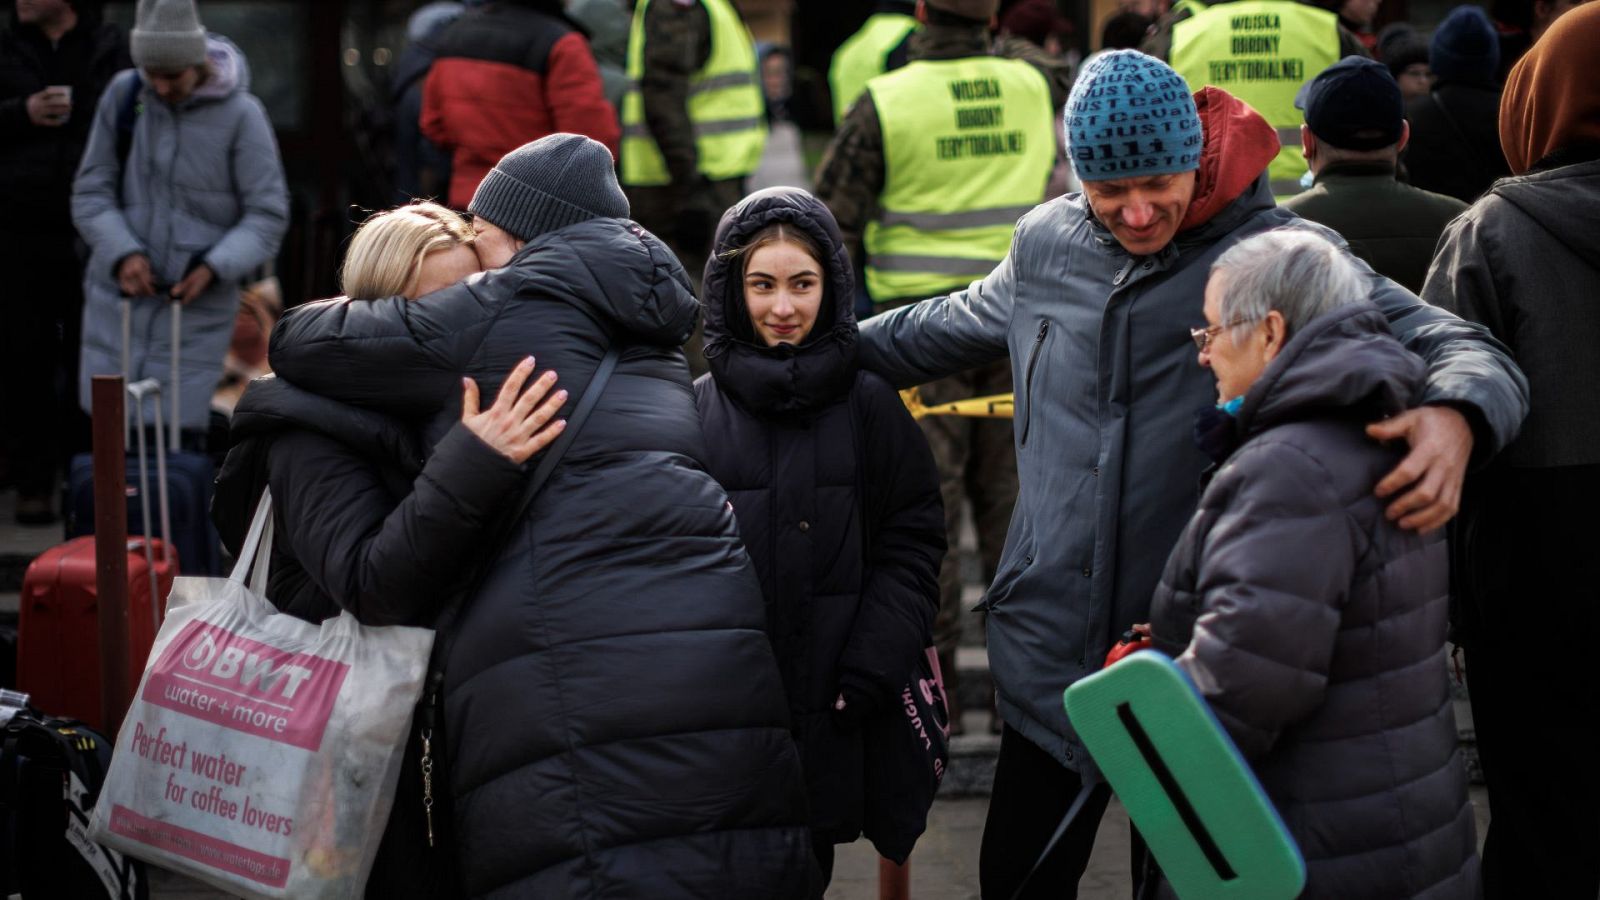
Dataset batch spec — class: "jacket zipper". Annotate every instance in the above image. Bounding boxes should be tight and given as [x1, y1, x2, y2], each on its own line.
[1019, 320, 1049, 447]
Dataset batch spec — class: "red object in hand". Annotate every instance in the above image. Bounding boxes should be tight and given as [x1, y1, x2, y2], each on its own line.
[1103, 630, 1152, 668]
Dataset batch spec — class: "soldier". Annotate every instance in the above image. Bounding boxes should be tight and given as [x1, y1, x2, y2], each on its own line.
[828, 0, 917, 126]
[621, 0, 765, 282]
[813, 0, 1068, 735]
[1143, 0, 1369, 200]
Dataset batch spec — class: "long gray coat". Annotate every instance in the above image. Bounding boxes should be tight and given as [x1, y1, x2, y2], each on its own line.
[72, 36, 288, 430]
[1148, 304, 1478, 898]
[856, 172, 1529, 774]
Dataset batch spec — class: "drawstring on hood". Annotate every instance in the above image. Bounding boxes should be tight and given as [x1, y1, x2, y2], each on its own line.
[702, 187, 860, 416]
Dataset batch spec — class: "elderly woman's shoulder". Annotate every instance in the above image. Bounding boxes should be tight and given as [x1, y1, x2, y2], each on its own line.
[1218, 422, 1401, 515]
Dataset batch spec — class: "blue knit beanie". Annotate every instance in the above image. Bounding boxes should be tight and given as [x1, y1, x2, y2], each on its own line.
[1065, 50, 1202, 182]
[1430, 6, 1500, 87]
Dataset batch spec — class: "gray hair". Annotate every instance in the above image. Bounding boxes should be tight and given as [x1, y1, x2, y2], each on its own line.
[1209, 229, 1365, 342]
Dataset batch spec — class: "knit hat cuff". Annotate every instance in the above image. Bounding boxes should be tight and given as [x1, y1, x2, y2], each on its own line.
[130, 30, 207, 71]
[468, 167, 605, 242]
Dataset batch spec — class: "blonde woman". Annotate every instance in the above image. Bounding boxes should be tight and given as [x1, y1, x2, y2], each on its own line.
[211, 202, 566, 898]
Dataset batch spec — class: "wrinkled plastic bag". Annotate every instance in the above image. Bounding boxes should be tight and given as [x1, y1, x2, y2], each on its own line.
[90, 490, 433, 899]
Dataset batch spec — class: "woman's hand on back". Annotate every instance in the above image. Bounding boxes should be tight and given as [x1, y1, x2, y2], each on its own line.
[461, 357, 568, 464]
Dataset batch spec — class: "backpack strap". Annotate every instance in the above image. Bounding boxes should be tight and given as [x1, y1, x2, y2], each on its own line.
[114, 74, 141, 169]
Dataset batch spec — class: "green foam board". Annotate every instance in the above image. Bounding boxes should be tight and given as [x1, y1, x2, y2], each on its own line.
[1065, 651, 1305, 899]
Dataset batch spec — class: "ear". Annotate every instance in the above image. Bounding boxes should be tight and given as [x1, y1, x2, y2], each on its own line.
[1300, 125, 1316, 161]
[1396, 120, 1411, 154]
[1260, 310, 1289, 362]
[915, 0, 929, 24]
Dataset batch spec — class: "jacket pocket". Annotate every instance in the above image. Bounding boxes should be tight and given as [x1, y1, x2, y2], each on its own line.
[1019, 319, 1050, 447]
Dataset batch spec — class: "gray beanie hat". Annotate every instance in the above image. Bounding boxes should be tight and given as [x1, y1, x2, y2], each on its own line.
[468, 134, 629, 242]
[131, 0, 207, 71]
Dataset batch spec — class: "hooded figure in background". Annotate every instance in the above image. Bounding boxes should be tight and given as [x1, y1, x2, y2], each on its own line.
[1422, 5, 1600, 896]
[1402, 5, 1511, 203]
[268, 135, 812, 899]
[72, 0, 288, 439]
[693, 187, 945, 891]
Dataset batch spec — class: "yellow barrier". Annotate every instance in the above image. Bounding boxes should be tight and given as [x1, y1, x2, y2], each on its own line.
[900, 387, 1015, 420]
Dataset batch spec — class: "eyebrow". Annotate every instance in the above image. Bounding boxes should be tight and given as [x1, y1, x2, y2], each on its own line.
[744, 269, 820, 279]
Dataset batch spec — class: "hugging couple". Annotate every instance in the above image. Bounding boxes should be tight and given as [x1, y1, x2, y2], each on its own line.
[212, 132, 942, 899]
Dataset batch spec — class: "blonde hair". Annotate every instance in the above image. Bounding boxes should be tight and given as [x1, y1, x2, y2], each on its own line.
[340, 202, 474, 299]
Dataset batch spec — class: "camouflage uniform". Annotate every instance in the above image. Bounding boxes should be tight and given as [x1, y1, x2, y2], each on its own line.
[625, 0, 747, 273]
[813, 23, 1069, 729]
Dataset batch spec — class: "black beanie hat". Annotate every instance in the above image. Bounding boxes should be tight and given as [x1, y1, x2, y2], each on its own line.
[1430, 5, 1501, 87]
[467, 134, 630, 242]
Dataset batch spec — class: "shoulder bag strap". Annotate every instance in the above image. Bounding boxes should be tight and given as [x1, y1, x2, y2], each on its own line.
[421, 344, 624, 701]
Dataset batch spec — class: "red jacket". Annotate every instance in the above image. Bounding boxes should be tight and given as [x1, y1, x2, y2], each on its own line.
[421, 3, 620, 208]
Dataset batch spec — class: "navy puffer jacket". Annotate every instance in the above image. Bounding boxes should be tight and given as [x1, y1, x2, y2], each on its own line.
[1149, 304, 1478, 899]
[694, 188, 945, 850]
[268, 217, 811, 899]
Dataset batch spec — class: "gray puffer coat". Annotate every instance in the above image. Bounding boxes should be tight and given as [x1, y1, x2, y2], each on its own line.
[72, 35, 288, 430]
[1148, 303, 1479, 899]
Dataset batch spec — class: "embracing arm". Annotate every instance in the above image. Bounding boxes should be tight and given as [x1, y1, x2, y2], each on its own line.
[1368, 262, 1528, 461]
[856, 230, 1019, 388]
[1177, 442, 1356, 759]
[836, 379, 946, 719]
[268, 423, 522, 626]
[268, 271, 514, 417]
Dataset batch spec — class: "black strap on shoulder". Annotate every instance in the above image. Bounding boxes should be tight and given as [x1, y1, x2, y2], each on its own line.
[420, 345, 623, 705]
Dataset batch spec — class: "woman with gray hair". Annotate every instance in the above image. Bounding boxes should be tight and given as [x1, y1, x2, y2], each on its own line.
[1145, 228, 1480, 898]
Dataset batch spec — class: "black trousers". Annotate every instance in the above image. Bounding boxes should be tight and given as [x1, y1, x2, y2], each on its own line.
[1460, 465, 1600, 900]
[979, 725, 1116, 899]
[0, 233, 87, 496]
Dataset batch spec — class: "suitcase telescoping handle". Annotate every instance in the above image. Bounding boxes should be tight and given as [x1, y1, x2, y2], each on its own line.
[118, 296, 181, 449]
[126, 378, 174, 630]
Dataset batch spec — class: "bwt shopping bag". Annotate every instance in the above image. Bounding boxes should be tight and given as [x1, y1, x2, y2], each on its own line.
[89, 490, 434, 899]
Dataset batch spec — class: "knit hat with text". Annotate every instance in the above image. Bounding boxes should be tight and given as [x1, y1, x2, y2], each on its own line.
[468, 134, 630, 243]
[1065, 50, 1203, 182]
[131, 0, 207, 71]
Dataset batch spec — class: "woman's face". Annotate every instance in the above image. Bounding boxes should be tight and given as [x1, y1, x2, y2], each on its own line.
[1396, 63, 1432, 101]
[408, 243, 480, 299]
[1198, 272, 1278, 404]
[744, 239, 823, 347]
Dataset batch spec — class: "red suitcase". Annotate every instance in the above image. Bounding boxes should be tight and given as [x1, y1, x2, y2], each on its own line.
[16, 536, 175, 729]
[17, 375, 180, 730]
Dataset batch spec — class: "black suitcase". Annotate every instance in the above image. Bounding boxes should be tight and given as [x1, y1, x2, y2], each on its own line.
[0, 705, 147, 899]
[64, 298, 222, 574]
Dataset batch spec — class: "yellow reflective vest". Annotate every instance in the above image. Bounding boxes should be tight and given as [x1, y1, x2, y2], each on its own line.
[829, 13, 918, 125]
[863, 56, 1054, 304]
[1170, 0, 1340, 199]
[621, 0, 767, 187]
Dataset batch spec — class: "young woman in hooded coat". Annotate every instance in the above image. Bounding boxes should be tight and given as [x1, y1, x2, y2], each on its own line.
[692, 187, 946, 889]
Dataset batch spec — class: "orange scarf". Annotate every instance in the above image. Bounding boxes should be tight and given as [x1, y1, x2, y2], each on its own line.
[1499, 2, 1600, 174]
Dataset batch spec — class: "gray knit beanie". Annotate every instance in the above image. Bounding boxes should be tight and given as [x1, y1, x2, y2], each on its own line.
[468, 134, 630, 242]
[130, 0, 207, 71]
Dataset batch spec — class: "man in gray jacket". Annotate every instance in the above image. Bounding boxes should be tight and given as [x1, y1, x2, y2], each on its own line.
[857, 50, 1528, 898]
[73, 0, 287, 440]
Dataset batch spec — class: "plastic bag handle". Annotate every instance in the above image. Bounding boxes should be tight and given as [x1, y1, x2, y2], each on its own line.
[229, 488, 274, 594]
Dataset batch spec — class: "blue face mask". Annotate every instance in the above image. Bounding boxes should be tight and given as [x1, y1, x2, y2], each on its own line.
[1218, 395, 1245, 416]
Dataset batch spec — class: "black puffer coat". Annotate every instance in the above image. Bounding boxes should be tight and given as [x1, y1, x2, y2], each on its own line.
[268, 218, 812, 899]
[1148, 304, 1478, 899]
[693, 188, 945, 846]
[213, 376, 522, 627]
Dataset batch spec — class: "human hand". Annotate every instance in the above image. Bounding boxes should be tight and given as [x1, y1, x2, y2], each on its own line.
[26, 87, 71, 127]
[117, 253, 155, 297]
[460, 357, 567, 464]
[1367, 405, 1474, 533]
[170, 263, 214, 305]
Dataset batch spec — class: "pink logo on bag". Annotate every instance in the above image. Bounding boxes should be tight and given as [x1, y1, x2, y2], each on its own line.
[142, 621, 350, 752]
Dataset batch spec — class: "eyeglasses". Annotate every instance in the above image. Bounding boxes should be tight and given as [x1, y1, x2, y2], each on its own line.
[1190, 317, 1261, 351]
